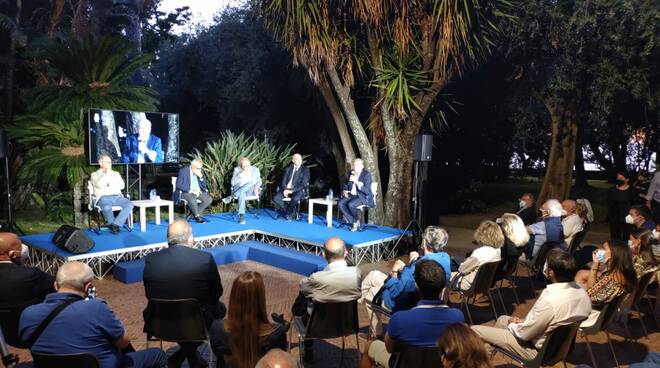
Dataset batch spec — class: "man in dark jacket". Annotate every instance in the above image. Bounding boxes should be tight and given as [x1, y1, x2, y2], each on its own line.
[273, 153, 310, 220]
[516, 192, 538, 226]
[143, 220, 225, 368]
[338, 158, 375, 232]
[174, 159, 213, 223]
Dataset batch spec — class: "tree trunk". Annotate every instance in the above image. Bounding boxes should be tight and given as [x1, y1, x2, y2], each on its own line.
[573, 127, 589, 189]
[538, 100, 578, 204]
[73, 179, 84, 227]
[318, 77, 356, 170]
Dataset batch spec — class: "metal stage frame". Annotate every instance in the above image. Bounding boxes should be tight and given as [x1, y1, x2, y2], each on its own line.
[26, 228, 400, 279]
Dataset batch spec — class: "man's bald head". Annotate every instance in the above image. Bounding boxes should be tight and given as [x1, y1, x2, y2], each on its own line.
[0, 232, 22, 261]
[56, 261, 94, 292]
[255, 349, 297, 368]
[323, 237, 346, 261]
[167, 219, 193, 246]
[292, 153, 302, 167]
[562, 199, 577, 215]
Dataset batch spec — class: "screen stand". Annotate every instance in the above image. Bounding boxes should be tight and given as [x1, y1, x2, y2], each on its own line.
[125, 164, 142, 200]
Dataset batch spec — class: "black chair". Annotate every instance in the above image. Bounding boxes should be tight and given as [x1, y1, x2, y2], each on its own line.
[144, 298, 214, 367]
[0, 308, 26, 348]
[291, 300, 360, 366]
[451, 260, 501, 324]
[389, 345, 441, 368]
[567, 226, 589, 255]
[495, 320, 583, 368]
[519, 242, 558, 296]
[171, 177, 205, 221]
[272, 185, 309, 221]
[580, 293, 626, 368]
[495, 247, 525, 313]
[356, 183, 379, 231]
[624, 271, 659, 339]
[0, 325, 19, 368]
[32, 352, 100, 368]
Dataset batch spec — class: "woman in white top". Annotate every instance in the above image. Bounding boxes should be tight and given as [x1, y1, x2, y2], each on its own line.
[451, 220, 503, 291]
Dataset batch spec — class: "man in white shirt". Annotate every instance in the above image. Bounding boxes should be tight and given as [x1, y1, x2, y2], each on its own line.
[90, 154, 133, 234]
[223, 157, 262, 224]
[562, 199, 584, 246]
[472, 249, 591, 360]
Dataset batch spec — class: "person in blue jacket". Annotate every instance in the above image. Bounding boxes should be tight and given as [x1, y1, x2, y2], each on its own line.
[360, 225, 452, 337]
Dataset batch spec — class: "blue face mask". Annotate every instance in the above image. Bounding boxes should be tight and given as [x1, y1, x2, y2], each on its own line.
[595, 249, 607, 263]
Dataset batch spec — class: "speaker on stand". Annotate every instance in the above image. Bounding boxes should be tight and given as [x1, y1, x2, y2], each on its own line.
[0, 129, 23, 235]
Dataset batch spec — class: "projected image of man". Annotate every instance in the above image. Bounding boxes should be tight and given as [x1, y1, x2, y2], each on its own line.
[121, 118, 164, 163]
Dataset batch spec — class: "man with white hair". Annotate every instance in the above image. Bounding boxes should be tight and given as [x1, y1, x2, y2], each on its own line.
[174, 158, 213, 223]
[121, 118, 163, 163]
[273, 153, 310, 220]
[19, 261, 167, 368]
[526, 199, 566, 258]
[91, 154, 134, 233]
[223, 157, 262, 224]
[338, 158, 375, 231]
[561, 199, 584, 246]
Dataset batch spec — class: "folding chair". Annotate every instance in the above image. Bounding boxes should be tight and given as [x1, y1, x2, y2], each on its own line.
[291, 300, 360, 366]
[87, 180, 133, 234]
[388, 345, 441, 368]
[580, 293, 627, 368]
[144, 298, 214, 367]
[451, 260, 501, 324]
[518, 242, 557, 296]
[273, 185, 309, 221]
[624, 271, 659, 339]
[356, 182, 378, 231]
[567, 226, 589, 255]
[495, 247, 525, 313]
[32, 352, 100, 368]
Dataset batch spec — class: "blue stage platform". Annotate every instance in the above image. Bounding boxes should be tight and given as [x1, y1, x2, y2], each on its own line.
[21, 209, 404, 278]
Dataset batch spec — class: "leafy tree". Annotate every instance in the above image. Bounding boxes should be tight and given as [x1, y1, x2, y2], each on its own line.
[259, 0, 513, 227]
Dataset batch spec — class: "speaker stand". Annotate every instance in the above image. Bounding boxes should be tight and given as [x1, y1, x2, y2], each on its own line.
[2, 156, 24, 235]
[391, 160, 425, 257]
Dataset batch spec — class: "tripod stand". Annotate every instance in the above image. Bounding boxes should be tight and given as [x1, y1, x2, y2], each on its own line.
[0, 325, 18, 368]
[2, 155, 24, 235]
[391, 160, 427, 255]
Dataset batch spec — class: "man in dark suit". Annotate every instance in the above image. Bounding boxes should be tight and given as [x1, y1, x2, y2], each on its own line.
[174, 159, 213, 223]
[0, 232, 54, 347]
[338, 158, 375, 232]
[121, 118, 164, 163]
[273, 153, 310, 220]
[516, 192, 538, 226]
[143, 220, 225, 368]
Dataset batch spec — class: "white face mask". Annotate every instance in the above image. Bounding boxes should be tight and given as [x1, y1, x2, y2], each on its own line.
[628, 239, 634, 248]
[542, 262, 549, 279]
[561, 209, 568, 216]
[519, 200, 526, 208]
[20, 244, 29, 260]
[625, 214, 635, 225]
[654, 229, 659, 240]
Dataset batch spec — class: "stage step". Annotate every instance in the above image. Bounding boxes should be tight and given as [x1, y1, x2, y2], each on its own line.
[112, 241, 327, 284]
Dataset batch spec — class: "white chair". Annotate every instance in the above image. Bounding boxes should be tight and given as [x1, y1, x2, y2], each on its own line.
[171, 177, 203, 220]
[87, 180, 133, 233]
[227, 185, 264, 220]
[356, 182, 378, 231]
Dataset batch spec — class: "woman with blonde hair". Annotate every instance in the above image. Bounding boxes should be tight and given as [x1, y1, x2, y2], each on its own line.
[497, 213, 530, 278]
[451, 220, 503, 291]
[437, 323, 494, 368]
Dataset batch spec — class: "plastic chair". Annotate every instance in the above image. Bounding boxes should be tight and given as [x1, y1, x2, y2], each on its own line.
[291, 300, 360, 366]
[32, 352, 100, 368]
[143, 298, 214, 367]
[451, 260, 501, 324]
[567, 226, 589, 255]
[519, 242, 558, 296]
[625, 271, 659, 339]
[171, 177, 204, 221]
[356, 182, 378, 231]
[495, 247, 525, 313]
[87, 180, 133, 233]
[580, 293, 626, 368]
[495, 320, 583, 368]
[274, 184, 309, 221]
[0, 308, 26, 349]
[227, 185, 266, 220]
[388, 345, 441, 368]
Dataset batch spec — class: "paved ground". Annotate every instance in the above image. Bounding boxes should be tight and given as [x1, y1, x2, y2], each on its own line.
[7, 225, 659, 368]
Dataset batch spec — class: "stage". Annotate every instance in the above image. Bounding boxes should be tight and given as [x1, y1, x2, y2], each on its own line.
[21, 209, 405, 278]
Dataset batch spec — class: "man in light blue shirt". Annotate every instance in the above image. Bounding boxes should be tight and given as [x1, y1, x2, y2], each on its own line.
[222, 157, 262, 224]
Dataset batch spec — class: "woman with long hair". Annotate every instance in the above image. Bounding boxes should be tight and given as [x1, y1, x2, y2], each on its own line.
[210, 271, 288, 368]
[496, 213, 529, 279]
[629, 228, 660, 277]
[437, 323, 493, 368]
[451, 220, 503, 291]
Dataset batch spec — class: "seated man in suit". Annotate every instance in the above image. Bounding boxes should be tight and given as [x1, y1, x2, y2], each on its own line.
[121, 118, 163, 163]
[286, 237, 361, 362]
[0, 233, 54, 347]
[222, 157, 262, 225]
[273, 153, 310, 220]
[19, 261, 167, 368]
[338, 158, 375, 231]
[174, 159, 213, 223]
[90, 154, 134, 234]
[142, 220, 225, 368]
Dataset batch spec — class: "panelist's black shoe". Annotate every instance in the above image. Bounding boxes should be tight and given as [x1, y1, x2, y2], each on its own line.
[194, 216, 206, 224]
[271, 313, 286, 323]
[111, 224, 120, 234]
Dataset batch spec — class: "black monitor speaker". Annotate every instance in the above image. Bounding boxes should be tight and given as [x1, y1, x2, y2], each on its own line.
[0, 129, 8, 158]
[52, 225, 95, 254]
[414, 134, 433, 162]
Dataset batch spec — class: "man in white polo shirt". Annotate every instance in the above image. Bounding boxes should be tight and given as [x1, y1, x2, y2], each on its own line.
[90, 154, 133, 234]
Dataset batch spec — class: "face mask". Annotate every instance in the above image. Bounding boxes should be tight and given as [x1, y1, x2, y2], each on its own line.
[654, 229, 659, 240]
[628, 239, 634, 248]
[20, 244, 29, 260]
[616, 179, 626, 186]
[561, 209, 568, 216]
[625, 214, 635, 224]
[519, 200, 526, 208]
[542, 262, 549, 279]
[595, 249, 607, 263]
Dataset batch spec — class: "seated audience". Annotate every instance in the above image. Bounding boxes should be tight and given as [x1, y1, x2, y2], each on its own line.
[19, 262, 167, 368]
[290, 237, 361, 362]
[497, 213, 530, 278]
[360, 226, 451, 336]
[472, 250, 592, 361]
[451, 220, 503, 292]
[436, 323, 494, 368]
[630, 352, 660, 368]
[627, 205, 656, 231]
[360, 260, 464, 368]
[255, 349, 297, 368]
[516, 192, 538, 225]
[273, 153, 310, 220]
[576, 198, 594, 225]
[211, 272, 287, 368]
[0, 233, 54, 347]
[562, 199, 584, 246]
[574, 240, 636, 328]
[526, 199, 566, 258]
[143, 220, 225, 368]
[629, 228, 659, 278]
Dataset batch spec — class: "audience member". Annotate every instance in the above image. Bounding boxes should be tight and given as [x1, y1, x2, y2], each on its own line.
[436, 323, 494, 368]
[576, 199, 593, 225]
[254, 349, 297, 368]
[607, 171, 636, 240]
[562, 199, 584, 246]
[0, 233, 54, 347]
[19, 262, 167, 368]
[516, 193, 538, 226]
[629, 228, 659, 278]
[630, 352, 660, 368]
[645, 170, 660, 224]
[360, 226, 451, 336]
[526, 199, 566, 258]
[290, 237, 361, 362]
[451, 220, 503, 292]
[633, 172, 651, 205]
[627, 205, 656, 231]
[142, 220, 225, 368]
[472, 250, 591, 361]
[211, 272, 287, 368]
[360, 260, 464, 368]
[498, 213, 529, 278]
[575, 240, 637, 328]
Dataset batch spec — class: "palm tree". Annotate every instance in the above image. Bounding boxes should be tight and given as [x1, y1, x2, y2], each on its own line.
[10, 34, 157, 226]
[259, 0, 513, 227]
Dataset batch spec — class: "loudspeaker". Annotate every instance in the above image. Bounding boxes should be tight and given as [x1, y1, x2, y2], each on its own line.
[52, 225, 95, 254]
[0, 129, 8, 158]
[414, 134, 433, 162]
